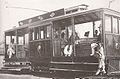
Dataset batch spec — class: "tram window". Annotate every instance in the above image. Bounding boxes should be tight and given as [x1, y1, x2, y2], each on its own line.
[6, 36, 11, 44]
[119, 19, 120, 34]
[12, 36, 16, 44]
[112, 17, 118, 34]
[32, 32, 35, 40]
[30, 28, 34, 41]
[54, 27, 59, 39]
[41, 31, 44, 39]
[6, 36, 16, 44]
[75, 22, 93, 38]
[18, 36, 24, 45]
[25, 34, 29, 45]
[40, 27, 44, 39]
[105, 15, 112, 33]
[46, 25, 51, 38]
[44, 27, 47, 38]
[34, 27, 39, 40]
[61, 27, 66, 39]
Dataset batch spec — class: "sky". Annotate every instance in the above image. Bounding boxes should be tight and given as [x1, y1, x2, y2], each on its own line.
[0, 0, 115, 28]
[0, 0, 120, 43]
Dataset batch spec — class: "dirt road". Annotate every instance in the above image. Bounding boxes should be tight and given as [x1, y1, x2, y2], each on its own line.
[0, 74, 52, 79]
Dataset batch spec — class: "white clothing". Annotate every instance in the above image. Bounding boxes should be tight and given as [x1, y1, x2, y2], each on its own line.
[7, 43, 15, 58]
[90, 43, 106, 75]
[64, 45, 73, 56]
[7, 47, 15, 58]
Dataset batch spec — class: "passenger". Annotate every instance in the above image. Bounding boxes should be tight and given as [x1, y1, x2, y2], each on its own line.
[7, 39, 15, 58]
[94, 30, 98, 37]
[37, 43, 42, 56]
[64, 32, 80, 56]
[96, 43, 106, 75]
[64, 33, 73, 56]
[64, 43, 73, 56]
[90, 25, 106, 75]
[61, 29, 67, 56]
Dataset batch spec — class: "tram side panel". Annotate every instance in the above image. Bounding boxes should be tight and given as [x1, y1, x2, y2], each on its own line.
[29, 25, 53, 71]
[105, 34, 120, 74]
[104, 15, 120, 75]
[29, 40, 52, 71]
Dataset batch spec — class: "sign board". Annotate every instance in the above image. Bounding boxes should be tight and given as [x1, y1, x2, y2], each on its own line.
[18, 8, 65, 26]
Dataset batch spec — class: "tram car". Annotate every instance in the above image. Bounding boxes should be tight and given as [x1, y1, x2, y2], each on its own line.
[5, 6, 120, 78]
[26, 7, 120, 78]
[3, 26, 30, 71]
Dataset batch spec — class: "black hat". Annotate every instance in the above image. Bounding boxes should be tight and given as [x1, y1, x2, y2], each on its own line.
[84, 31, 90, 37]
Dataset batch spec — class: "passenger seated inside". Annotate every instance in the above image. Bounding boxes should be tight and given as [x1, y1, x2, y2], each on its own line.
[64, 33, 73, 57]
[61, 29, 67, 56]
[37, 43, 42, 56]
[63, 31, 80, 56]
[7, 39, 15, 58]
[90, 25, 106, 75]
[94, 30, 98, 37]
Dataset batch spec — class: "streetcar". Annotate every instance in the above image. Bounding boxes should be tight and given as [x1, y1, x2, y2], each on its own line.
[3, 6, 120, 78]
[25, 7, 120, 78]
[3, 26, 30, 71]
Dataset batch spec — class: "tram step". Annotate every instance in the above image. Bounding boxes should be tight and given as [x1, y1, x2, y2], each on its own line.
[50, 68, 96, 72]
[51, 61, 98, 65]
[51, 61, 98, 71]
[1, 66, 30, 71]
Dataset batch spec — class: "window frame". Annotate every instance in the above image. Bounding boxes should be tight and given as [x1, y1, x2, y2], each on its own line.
[104, 15, 112, 33]
[112, 16, 119, 34]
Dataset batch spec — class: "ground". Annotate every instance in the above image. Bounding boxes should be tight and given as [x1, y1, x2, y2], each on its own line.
[0, 74, 52, 79]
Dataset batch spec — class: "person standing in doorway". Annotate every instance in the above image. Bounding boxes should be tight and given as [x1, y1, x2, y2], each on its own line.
[90, 24, 106, 75]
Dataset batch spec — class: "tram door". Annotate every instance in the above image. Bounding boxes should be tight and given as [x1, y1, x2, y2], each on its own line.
[53, 18, 72, 56]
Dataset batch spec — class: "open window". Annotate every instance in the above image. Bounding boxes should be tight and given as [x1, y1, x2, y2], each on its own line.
[74, 11, 102, 56]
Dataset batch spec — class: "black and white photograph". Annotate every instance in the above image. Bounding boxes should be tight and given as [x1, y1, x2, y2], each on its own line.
[0, 0, 120, 79]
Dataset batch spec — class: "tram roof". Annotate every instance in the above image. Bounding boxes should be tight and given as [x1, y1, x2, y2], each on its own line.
[21, 8, 120, 28]
[4, 25, 28, 33]
[5, 8, 120, 32]
[49, 8, 120, 21]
